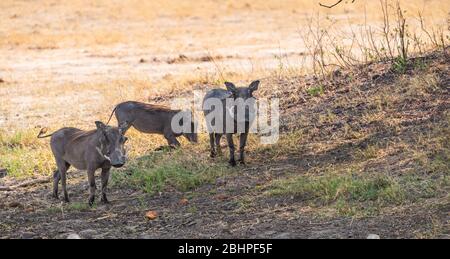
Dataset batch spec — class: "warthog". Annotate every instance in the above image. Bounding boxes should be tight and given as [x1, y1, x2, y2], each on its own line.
[106, 101, 197, 147]
[203, 80, 259, 166]
[38, 121, 128, 206]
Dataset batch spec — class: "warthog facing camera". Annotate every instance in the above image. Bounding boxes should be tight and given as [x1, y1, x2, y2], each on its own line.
[38, 121, 128, 206]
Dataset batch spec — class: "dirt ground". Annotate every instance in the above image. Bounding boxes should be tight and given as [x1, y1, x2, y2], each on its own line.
[1, 49, 449, 239]
[0, 167, 447, 239]
[0, 1, 449, 239]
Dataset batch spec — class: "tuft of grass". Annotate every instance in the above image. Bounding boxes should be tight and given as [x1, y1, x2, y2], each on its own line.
[66, 202, 93, 212]
[392, 56, 408, 74]
[268, 172, 405, 216]
[306, 85, 324, 96]
[112, 148, 234, 195]
[0, 130, 54, 178]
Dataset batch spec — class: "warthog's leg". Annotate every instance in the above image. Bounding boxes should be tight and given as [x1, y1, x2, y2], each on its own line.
[100, 168, 111, 204]
[52, 169, 61, 199]
[226, 133, 236, 167]
[56, 160, 70, 202]
[164, 131, 180, 148]
[215, 133, 223, 156]
[87, 167, 97, 206]
[209, 133, 216, 157]
[238, 133, 248, 165]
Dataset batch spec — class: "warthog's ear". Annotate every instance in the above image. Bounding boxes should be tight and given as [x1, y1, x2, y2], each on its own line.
[249, 80, 260, 93]
[95, 121, 107, 131]
[225, 82, 237, 93]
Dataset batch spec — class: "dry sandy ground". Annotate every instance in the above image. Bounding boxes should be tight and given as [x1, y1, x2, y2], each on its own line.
[1, 0, 449, 129]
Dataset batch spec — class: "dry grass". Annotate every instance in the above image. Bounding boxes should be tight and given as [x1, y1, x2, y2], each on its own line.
[0, 1, 449, 213]
[1, 0, 448, 129]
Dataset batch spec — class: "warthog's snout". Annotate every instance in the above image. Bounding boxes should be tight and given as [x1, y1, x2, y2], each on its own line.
[112, 162, 125, 168]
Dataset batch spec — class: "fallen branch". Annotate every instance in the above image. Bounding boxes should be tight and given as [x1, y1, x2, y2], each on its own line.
[319, 0, 355, 8]
[0, 177, 51, 192]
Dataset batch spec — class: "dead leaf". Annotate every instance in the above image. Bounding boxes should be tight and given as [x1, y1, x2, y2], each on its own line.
[179, 198, 189, 206]
[215, 194, 229, 201]
[145, 210, 158, 220]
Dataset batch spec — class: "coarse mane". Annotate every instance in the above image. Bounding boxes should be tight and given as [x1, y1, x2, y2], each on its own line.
[69, 129, 98, 143]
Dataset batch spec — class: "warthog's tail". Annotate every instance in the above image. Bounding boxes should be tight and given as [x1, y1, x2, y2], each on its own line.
[106, 105, 118, 125]
[37, 128, 53, 138]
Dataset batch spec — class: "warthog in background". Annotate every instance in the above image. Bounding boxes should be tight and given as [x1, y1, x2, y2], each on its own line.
[107, 101, 197, 148]
[203, 80, 259, 166]
[38, 121, 128, 206]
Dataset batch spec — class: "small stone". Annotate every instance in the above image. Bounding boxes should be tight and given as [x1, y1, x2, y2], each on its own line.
[367, 234, 380, 239]
[67, 233, 82, 239]
[139, 234, 156, 239]
[274, 232, 292, 239]
[21, 232, 35, 239]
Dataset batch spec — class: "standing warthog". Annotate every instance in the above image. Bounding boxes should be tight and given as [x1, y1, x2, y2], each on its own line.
[38, 121, 128, 206]
[203, 80, 259, 166]
[106, 101, 198, 148]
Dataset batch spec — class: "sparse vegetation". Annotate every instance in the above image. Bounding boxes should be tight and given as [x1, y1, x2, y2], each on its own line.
[112, 148, 235, 194]
[268, 172, 405, 216]
[0, 0, 449, 238]
[306, 85, 324, 96]
[0, 130, 54, 178]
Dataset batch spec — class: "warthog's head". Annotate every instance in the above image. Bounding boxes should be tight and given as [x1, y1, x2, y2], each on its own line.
[225, 80, 260, 123]
[180, 111, 198, 143]
[96, 121, 128, 168]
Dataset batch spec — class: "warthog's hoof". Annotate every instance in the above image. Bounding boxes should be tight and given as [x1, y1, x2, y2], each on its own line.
[101, 196, 109, 204]
[88, 197, 95, 207]
[229, 159, 237, 167]
[210, 152, 217, 158]
[238, 160, 246, 165]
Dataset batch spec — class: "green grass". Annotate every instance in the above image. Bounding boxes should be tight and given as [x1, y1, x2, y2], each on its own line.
[306, 85, 324, 96]
[0, 129, 54, 178]
[269, 173, 404, 205]
[392, 56, 408, 74]
[112, 148, 234, 195]
[66, 202, 93, 211]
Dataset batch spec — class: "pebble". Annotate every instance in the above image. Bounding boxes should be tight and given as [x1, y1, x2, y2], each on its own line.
[21, 231, 36, 239]
[79, 229, 97, 239]
[273, 232, 292, 239]
[367, 234, 381, 239]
